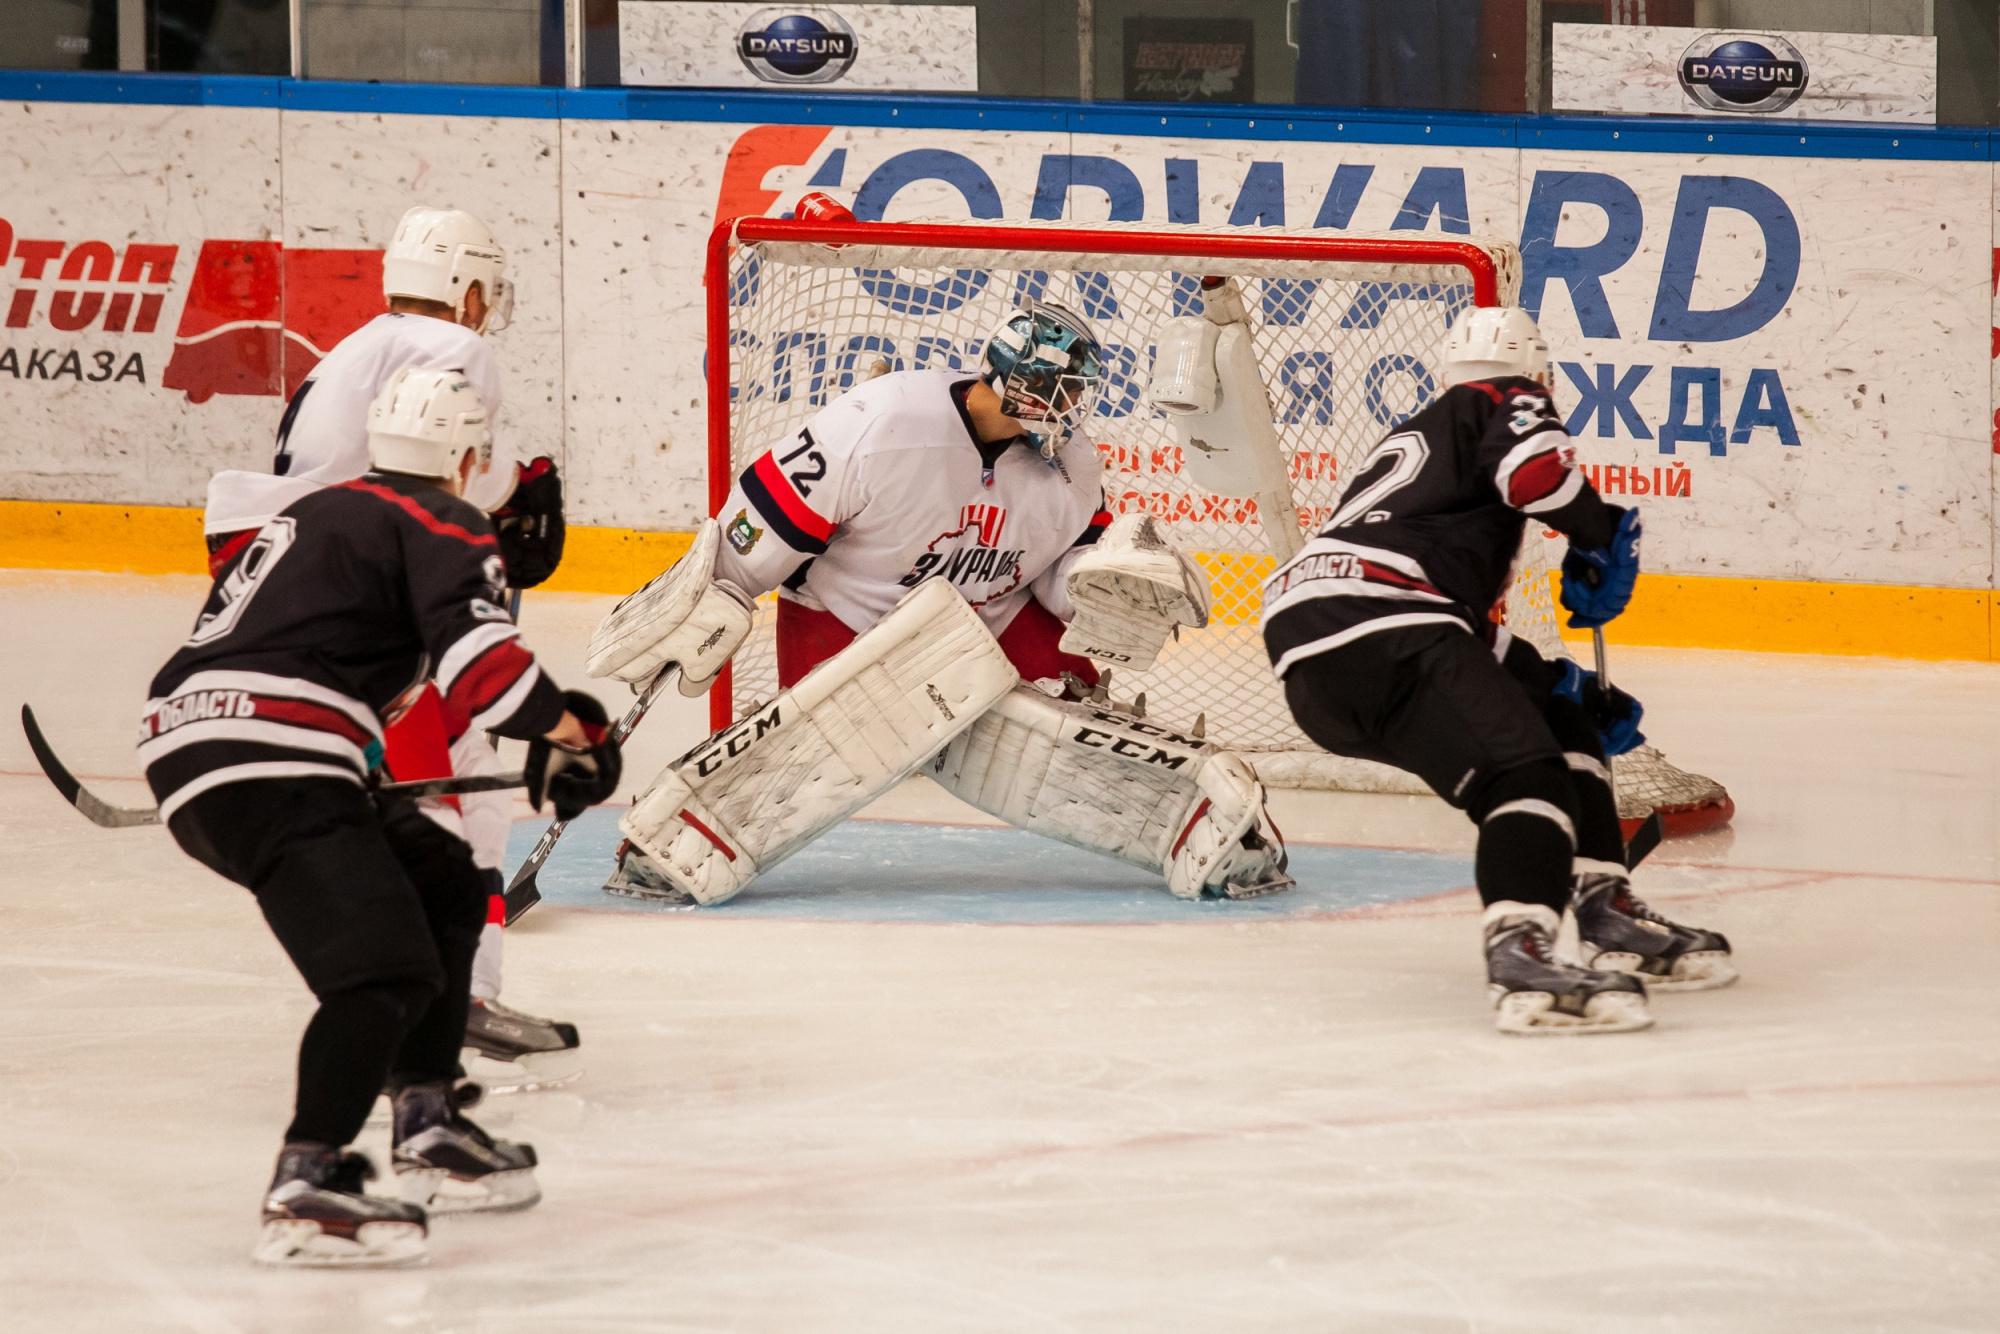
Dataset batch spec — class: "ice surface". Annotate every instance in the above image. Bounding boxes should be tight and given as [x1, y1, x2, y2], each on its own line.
[1, 571, 1996, 1332]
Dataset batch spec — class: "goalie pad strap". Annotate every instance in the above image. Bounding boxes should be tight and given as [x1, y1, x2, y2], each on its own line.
[929, 683, 1286, 899]
[619, 578, 1018, 905]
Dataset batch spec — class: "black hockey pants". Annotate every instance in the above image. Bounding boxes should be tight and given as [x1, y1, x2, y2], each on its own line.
[169, 778, 486, 1147]
[1282, 623, 1626, 913]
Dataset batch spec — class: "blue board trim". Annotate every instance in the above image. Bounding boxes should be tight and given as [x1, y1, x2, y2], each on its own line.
[0, 70, 1990, 162]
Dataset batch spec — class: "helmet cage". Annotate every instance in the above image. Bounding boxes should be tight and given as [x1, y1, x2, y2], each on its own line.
[985, 301, 1105, 457]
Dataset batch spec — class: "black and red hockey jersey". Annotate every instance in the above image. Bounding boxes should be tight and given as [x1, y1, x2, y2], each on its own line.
[1262, 376, 1617, 678]
[140, 472, 565, 821]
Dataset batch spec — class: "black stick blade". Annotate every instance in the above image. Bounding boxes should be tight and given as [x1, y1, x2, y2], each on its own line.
[1624, 811, 1665, 870]
[20, 704, 159, 828]
[502, 867, 543, 926]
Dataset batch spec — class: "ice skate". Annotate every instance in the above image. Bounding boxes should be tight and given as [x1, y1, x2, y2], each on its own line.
[1484, 903, 1652, 1035]
[391, 1080, 542, 1215]
[252, 1142, 427, 1268]
[601, 838, 695, 905]
[463, 996, 583, 1092]
[1570, 873, 1737, 992]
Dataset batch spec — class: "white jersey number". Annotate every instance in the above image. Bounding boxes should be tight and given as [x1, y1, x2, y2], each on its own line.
[1327, 431, 1430, 530]
[187, 518, 298, 646]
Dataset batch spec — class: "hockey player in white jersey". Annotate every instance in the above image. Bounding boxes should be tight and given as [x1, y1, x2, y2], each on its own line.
[201, 207, 578, 1078]
[589, 299, 1291, 908]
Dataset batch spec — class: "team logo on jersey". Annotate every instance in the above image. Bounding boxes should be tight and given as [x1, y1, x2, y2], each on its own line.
[895, 503, 1025, 603]
[959, 503, 1007, 547]
[727, 509, 765, 554]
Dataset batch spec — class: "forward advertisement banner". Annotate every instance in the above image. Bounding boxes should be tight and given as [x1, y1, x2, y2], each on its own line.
[0, 99, 1990, 600]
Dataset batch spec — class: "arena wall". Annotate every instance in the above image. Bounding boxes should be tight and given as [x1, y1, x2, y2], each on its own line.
[2, 74, 1996, 658]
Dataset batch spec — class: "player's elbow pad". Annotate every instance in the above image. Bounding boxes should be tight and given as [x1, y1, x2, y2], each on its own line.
[585, 519, 757, 694]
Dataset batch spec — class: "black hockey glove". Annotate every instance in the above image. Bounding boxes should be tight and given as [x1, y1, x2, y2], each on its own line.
[526, 691, 621, 821]
[1551, 659, 1646, 758]
[492, 457, 566, 590]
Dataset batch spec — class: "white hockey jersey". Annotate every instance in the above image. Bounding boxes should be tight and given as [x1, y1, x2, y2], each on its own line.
[713, 369, 1110, 635]
[204, 312, 509, 538]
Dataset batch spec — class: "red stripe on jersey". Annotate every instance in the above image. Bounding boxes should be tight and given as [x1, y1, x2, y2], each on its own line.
[1088, 508, 1113, 529]
[1464, 381, 1505, 403]
[343, 479, 499, 549]
[1506, 450, 1572, 509]
[206, 527, 257, 579]
[250, 696, 378, 749]
[750, 453, 835, 542]
[1357, 560, 1446, 599]
[443, 638, 536, 727]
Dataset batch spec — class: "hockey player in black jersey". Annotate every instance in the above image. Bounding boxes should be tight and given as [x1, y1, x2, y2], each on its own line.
[1263, 307, 1734, 1035]
[141, 368, 621, 1264]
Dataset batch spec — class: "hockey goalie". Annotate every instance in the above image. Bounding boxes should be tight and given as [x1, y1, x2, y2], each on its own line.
[586, 300, 1292, 907]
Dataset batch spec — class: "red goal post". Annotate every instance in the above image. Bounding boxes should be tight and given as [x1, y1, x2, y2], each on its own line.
[702, 213, 1732, 837]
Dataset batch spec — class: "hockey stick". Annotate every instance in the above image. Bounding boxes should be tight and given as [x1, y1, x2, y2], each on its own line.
[502, 665, 676, 924]
[1585, 629, 1664, 870]
[19, 704, 527, 831]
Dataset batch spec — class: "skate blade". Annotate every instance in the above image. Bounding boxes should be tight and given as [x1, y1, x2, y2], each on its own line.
[461, 1045, 584, 1094]
[1491, 987, 1654, 1036]
[251, 1218, 428, 1268]
[412, 1167, 542, 1216]
[1589, 948, 1740, 994]
[1640, 951, 1740, 993]
[1212, 872, 1295, 901]
[602, 878, 697, 906]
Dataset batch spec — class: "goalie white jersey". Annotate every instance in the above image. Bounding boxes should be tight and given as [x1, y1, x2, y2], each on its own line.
[714, 368, 1110, 635]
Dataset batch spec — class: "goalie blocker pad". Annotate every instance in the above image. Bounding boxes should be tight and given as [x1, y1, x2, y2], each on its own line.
[619, 578, 1018, 905]
[585, 519, 755, 695]
[1059, 513, 1212, 672]
[929, 683, 1291, 900]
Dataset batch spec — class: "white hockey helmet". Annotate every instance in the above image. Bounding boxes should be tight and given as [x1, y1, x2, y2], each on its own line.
[382, 206, 513, 333]
[366, 367, 493, 490]
[1439, 306, 1549, 389]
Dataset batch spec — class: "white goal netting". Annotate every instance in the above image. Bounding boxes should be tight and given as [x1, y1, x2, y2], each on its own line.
[708, 216, 1730, 830]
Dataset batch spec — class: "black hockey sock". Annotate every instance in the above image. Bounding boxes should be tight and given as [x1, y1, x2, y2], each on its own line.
[1541, 695, 1627, 868]
[377, 797, 490, 1085]
[286, 980, 435, 1146]
[1469, 760, 1579, 914]
[390, 923, 479, 1085]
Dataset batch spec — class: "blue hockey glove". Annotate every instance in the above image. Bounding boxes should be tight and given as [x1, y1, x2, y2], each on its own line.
[1560, 506, 1642, 629]
[1551, 659, 1646, 758]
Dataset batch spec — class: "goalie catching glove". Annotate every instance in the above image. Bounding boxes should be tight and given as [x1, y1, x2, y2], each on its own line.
[1059, 512, 1211, 671]
[585, 519, 755, 695]
[525, 690, 622, 821]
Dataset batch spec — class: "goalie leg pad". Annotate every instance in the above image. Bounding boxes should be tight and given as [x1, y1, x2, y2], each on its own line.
[619, 579, 1018, 905]
[929, 684, 1291, 901]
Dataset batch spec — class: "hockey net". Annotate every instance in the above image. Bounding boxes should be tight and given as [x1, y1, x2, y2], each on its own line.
[705, 215, 1732, 835]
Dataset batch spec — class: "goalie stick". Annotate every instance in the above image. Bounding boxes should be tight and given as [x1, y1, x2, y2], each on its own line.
[502, 664, 675, 924]
[19, 704, 528, 830]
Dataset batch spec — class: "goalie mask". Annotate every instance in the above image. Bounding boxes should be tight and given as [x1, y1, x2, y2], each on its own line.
[982, 300, 1106, 458]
